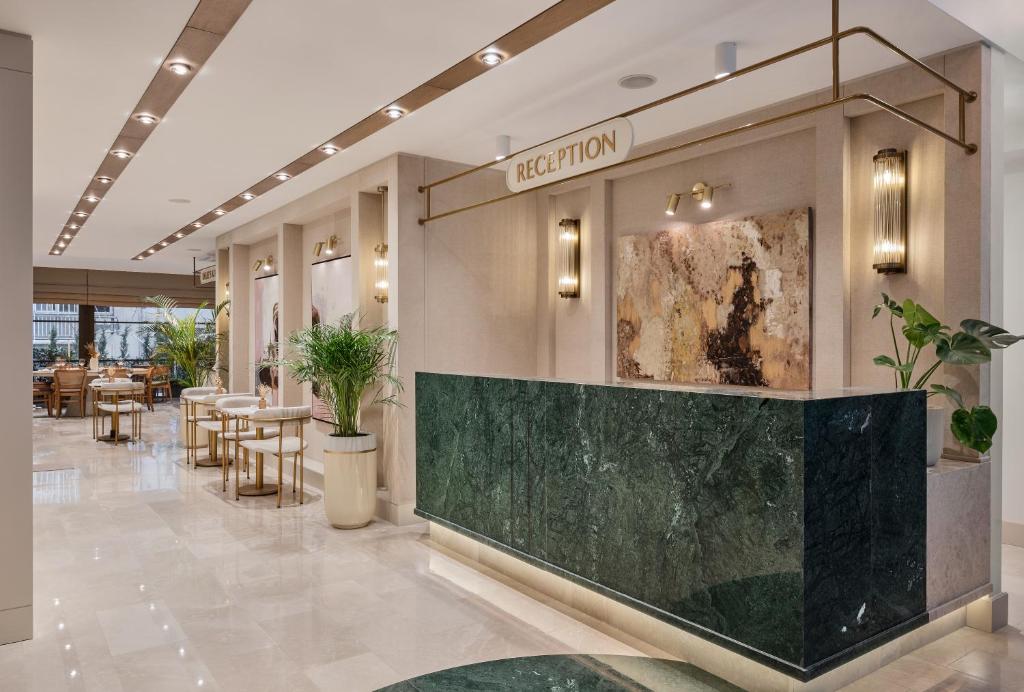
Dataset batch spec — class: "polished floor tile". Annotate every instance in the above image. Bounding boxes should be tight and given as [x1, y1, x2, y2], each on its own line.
[8, 404, 1024, 691]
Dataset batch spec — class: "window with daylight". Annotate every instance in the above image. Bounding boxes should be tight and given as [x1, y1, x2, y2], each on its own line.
[32, 303, 80, 367]
[93, 305, 214, 366]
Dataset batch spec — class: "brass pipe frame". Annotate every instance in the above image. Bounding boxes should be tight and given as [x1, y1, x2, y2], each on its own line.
[419, 93, 975, 224]
[417, 9, 979, 224]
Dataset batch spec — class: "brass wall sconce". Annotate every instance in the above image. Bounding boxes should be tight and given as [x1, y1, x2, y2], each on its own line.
[313, 235, 338, 258]
[224, 281, 230, 297]
[557, 218, 581, 299]
[665, 182, 731, 215]
[253, 255, 274, 273]
[872, 148, 907, 274]
[252, 259, 263, 272]
[374, 243, 389, 303]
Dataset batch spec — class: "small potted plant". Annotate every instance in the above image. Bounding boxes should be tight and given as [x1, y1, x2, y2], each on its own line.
[273, 312, 400, 528]
[84, 342, 99, 371]
[872, 294, 1022, 464]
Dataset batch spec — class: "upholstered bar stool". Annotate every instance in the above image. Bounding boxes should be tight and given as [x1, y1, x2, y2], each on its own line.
[187, 391, 245, 467]
[92, 380, 145, 444]
[180, 387, 216, 465]
[206, 396, 281, 492]
[238, 406, 311, 507]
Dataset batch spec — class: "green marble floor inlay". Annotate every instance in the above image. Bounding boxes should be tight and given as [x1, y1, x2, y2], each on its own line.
[375, 654, 742, 692]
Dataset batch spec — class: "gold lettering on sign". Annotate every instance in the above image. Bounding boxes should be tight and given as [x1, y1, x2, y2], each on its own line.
[508, 119, 632, 192]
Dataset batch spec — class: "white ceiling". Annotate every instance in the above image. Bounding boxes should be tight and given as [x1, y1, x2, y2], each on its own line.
[1, 0, 992, 274]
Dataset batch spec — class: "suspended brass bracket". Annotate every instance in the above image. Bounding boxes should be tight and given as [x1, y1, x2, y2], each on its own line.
[418, 0, 977, 225]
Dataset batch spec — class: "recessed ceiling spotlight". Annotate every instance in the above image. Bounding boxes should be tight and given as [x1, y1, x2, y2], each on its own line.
[160, 241, 169, 246]
[479, 50, 504, 66]
[618, 74, 657, 90]
[147, 248, 156, 254]
[383, 106, 404, 120]
[57, 241, 66, 248]
[175, 232, 185, 238]
[134, 113, 159, 125]
[62, 233, 73, 239]
[240, 192, 255, 201]
[51, 249, 61, 255]
[167, 61, 192, 76]
[74, 211, 88, 218]
[321, 144, 339, 155]
[84, 195, 100, 203]
[135, 255, 144, 260]
[110, 149, 132, 159]
[273, 172, 290, 181]
[96, 176, 113, 184]
[213, 209, 226, 216]
[191, 221, 203, 228]
[67, 224, 79, 230]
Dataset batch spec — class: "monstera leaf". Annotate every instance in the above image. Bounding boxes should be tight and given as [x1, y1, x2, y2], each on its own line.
[936, 332, 991, 365]
[872, 293, 902, 319]
[951, 405, 998, 454]
[961, 319, 1024, 350]
[873, 355, 914, 373]
[930, 384, 964, 409]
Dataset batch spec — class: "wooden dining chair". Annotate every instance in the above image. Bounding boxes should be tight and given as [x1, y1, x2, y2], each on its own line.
[145, 365, 172, 410]
[52, 368, 87, 418]
[32, 381, 53, 417]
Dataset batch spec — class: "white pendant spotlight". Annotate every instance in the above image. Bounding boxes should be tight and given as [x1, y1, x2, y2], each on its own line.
[495, 135, 511, 161]
[714, 42, 737, 80]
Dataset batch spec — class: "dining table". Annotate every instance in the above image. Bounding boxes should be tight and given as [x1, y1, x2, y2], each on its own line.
[89, 379, 145, 443]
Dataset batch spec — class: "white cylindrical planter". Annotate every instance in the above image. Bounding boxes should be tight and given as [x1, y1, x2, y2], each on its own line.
[926, 406, 945, 467]
[323, 432, 377, 529]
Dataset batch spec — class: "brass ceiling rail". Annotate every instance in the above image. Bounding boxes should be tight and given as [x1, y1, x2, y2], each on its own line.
[418, 0, 978, 224]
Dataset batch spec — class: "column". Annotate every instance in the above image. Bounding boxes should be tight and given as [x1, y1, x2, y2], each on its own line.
[0, 28, 33, 645]
[227, 243, 251, 394]
[277, 224, 303, 406]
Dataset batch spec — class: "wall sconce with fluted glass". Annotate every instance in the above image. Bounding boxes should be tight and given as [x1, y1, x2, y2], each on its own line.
[557, 218, 580, 298]
[374, 243, 389, 303]
[872, 148, 908, 274]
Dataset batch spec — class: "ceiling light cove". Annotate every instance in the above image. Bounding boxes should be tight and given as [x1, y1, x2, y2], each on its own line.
[383, 106, 404, 120]
[167, 61, 192, 76]
[273, 172, 291, 181]
[110, 149, 133, 160]
[134, 113, 159, 125]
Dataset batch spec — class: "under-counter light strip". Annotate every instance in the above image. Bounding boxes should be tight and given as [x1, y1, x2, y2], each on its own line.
[132, 0, 615, 260]
[48, 0, 253, 257]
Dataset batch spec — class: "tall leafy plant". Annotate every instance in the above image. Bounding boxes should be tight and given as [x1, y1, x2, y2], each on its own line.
[872, 293, 1022, 453]
[272, 313, 401, 437]
[143, 295, 229, 388]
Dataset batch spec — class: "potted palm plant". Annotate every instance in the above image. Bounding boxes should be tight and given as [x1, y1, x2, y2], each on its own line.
[274, 313, 400, 528]
[872, 294, 1022, 464]
[144, 295, 229, 444]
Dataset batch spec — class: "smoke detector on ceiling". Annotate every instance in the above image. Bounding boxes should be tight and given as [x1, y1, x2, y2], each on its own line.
[618, 74, 657, 89]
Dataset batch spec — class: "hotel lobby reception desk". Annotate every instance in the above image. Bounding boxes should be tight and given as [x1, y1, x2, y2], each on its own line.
[414, 373, 929, 681]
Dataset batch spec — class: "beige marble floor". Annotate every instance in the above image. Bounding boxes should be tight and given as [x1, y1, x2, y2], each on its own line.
[5, 404, 1024, 691]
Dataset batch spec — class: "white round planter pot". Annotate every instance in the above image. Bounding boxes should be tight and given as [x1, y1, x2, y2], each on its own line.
[323, 432, 377, 529]
[926, 406, 945, 467]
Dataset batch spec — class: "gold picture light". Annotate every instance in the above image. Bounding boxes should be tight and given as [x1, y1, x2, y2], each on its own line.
[252, 259, 264, 273]
[313, 235, 339, 258]
[665, 182, 731, 215]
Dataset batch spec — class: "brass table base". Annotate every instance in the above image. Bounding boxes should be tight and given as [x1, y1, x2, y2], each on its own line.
[97, 432, 130, 443]
[192, 455, 221, 468]
[237, 483, 278, 497]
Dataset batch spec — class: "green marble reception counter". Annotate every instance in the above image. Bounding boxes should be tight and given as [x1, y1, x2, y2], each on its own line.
[414, 373, 928, 681]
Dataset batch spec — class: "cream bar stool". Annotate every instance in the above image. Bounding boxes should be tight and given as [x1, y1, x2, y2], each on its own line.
[190, 392, 248, 468]
[204, 396, 279, 491]
[180, 387, 217, 466]
[238, 406, 311, 507]
[93, 380, 145, 444]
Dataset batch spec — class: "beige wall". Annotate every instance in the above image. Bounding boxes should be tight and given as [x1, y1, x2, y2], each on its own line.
[0, 29, 32, 645]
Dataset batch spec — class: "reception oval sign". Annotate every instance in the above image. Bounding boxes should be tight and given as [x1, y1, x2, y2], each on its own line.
[506, 118, 633, 193]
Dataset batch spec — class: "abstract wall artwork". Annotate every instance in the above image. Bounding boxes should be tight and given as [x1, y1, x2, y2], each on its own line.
[253, 273, 280, 403]
[310, 256, 355, 422]
[616, 208, 812, 390]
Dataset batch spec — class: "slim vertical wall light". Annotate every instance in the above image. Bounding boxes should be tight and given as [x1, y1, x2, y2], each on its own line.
[374, 244, 389, 303]
[872, 148, 908, 274]
[557, 218, 581, 298]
